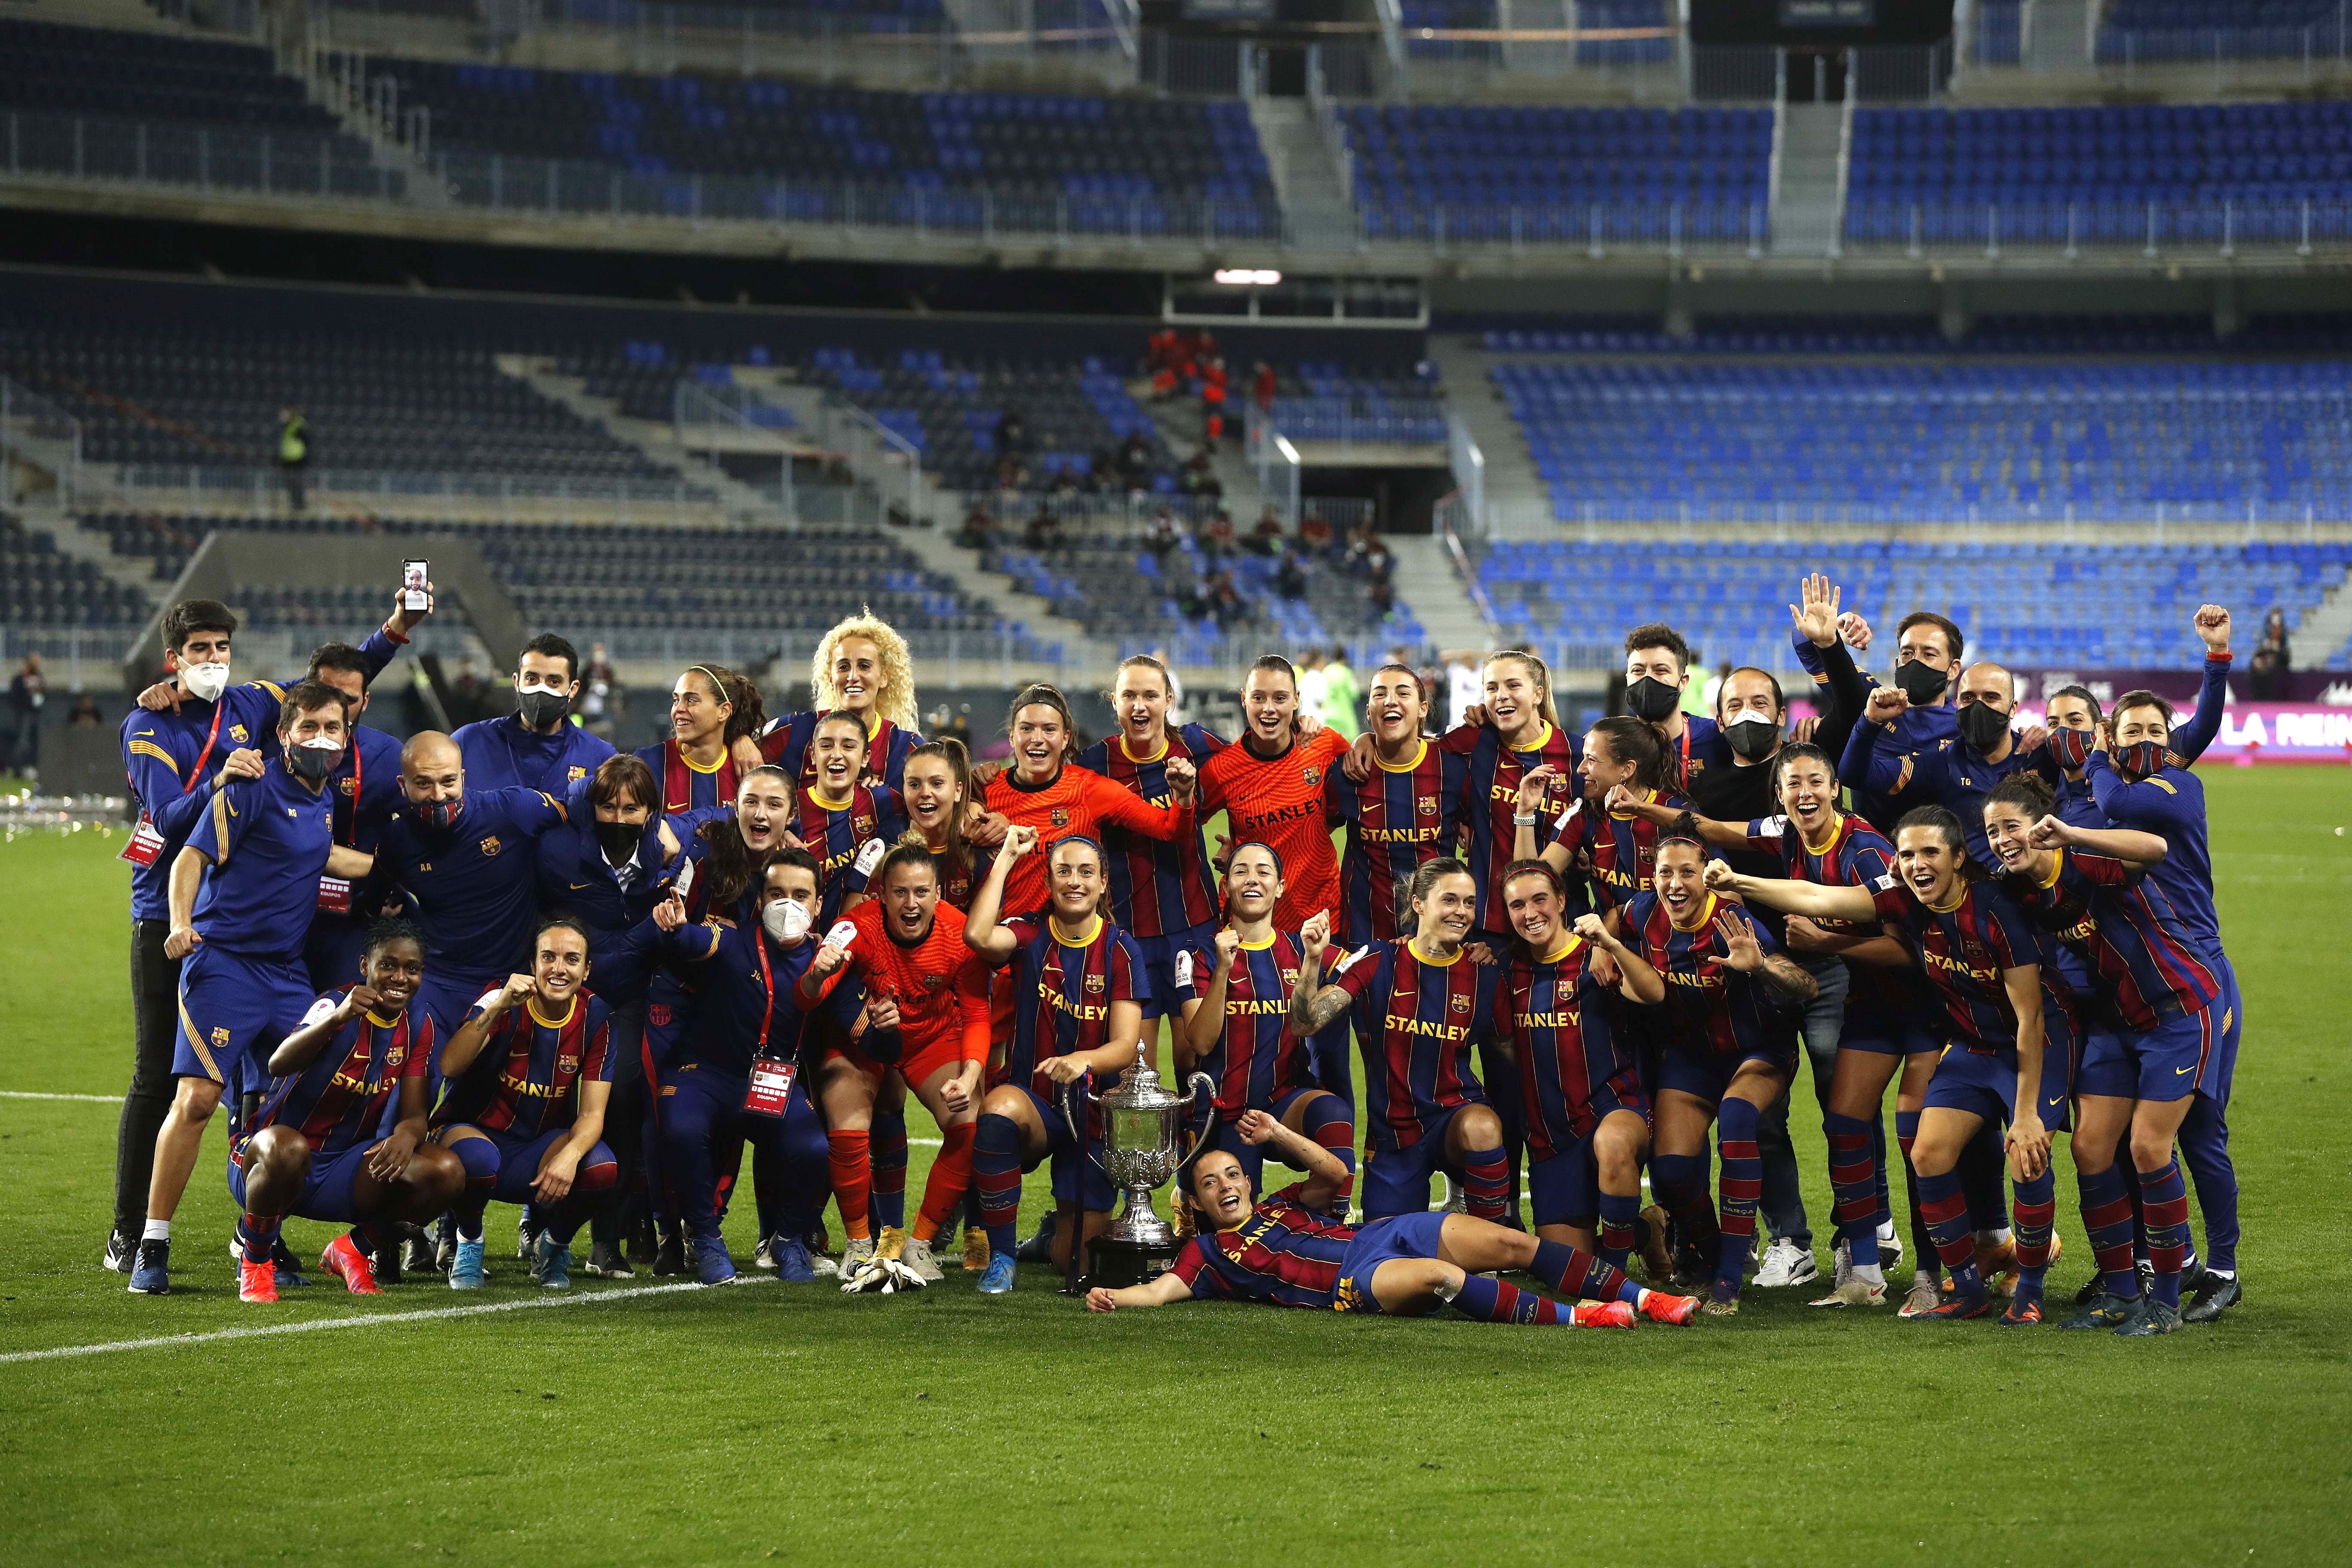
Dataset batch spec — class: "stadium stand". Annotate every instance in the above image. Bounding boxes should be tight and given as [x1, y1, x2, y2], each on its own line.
[0, 18, 402, 198]
[1266, 361, 1446, 445]
[1844, 102, 2352, 247]
[0, 318, 677, 482]
[1492, 356, 2352, 521]
[372, 62, 1280, 235]
[0, 512, 148, 628]
[2097, 0, 2344, 61]
[1473, 313, 2352, 355]
[1332, 104, 1773, 242]
[1478, 538, 2352, 671]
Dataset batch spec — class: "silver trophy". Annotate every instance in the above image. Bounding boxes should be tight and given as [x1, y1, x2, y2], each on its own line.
[1064, 1041, 1214, 1280]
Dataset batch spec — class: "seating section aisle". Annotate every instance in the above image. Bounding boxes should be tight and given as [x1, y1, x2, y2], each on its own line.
[1334, 104, 1771, 242]
[1, 513, 148, 627]
[0, 19, 402, 198]
[1479, 539, 2352, 671]
[0, 319, 675, 481]
[376, 63, 1278, 235]
[1845, 103, 2352, 247]
[1494, 357, 2352, 521]
[1473, 313, 2352, 356]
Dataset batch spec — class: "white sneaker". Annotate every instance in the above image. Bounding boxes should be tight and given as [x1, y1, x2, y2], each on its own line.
[1441, 1176, 1467, 1216]
[753, 1235, 777, 1271]
[901, 1236, 945, 1283]
[842, 1236, 877, 1275]
[1877, 1219, 1904, 1270]
[1810, 1277, 1888, 1308]
[808, 1251, 840, 1279]
[1752, 1238, 1819, 1288]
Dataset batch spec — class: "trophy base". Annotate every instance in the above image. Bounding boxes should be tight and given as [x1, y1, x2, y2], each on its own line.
[1086, 1234, 1182, 1290]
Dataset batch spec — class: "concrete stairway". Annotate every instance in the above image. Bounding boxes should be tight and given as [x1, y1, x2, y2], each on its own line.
[2023, 0, 2095, 74]
[1424, 334, 1553, 538]
[1770, 102, 1846, 257]
[2291, 574, 2352, 672]
[1248, 97, 1359, 250]
[1388, 535, 1497, 655]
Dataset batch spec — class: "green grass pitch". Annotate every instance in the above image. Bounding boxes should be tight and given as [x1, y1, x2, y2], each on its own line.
[3, 772, 2350, 1564]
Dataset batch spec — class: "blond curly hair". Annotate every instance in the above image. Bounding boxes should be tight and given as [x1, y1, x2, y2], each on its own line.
[809, 612, 920, 735]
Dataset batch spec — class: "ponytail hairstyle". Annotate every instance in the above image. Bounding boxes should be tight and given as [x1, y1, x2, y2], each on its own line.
[875, 830, 944, 895]
[1498, 856, 1565, 904]
[1484, 649, 1562, 732]
[684, 663, 765, 747]
[1588, 715, 1667, 792]
[906, 735, 974, 881]
[1893, 804, 1979, 880]
[1767, 740, 1839, 799]
[1401, 856, 1472, 937]
[1005, 683, 1075, 766]
[1983, 774, 2057, 820]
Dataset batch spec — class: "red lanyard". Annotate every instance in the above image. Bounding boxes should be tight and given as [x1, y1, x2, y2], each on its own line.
[182, 700, 226, 796]
[753, 930, 777, 1054]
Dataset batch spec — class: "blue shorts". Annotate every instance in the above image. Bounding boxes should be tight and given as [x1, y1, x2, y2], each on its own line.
[1924, 1038, 2073, 1130]
[1526, 1093, 1646, 1229]
[1360, 1102, 1483, 1222]
[1838, 1001, 1939, 1057]
[1654, 1038, 1797, 1106]
[1133, 923, 1215, 1021]
[2082, 1005, 2219, 1105]
[1004, 1084, 1118, 1213]
[227, 1138, 370, 1224]
[1332, 1211, 1449, 1313]
[174, 945, 316, 1090]
[415, 972, 505, 1057]
[442, 1125, 618, 1206]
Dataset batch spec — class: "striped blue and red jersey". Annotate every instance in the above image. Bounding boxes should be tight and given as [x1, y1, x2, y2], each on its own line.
[1548, 785, 1694, 914]
[1738, 810, 1916, 1016]
[759, 711, 919, 793]
[1171, 931, 1318, 1119]
[1327, 939, 1495, 1151]
[1495, 935, 1645, 1159]
[1324, 737, 1460, 947]
[2004, 849, 2221, 1032]
[435, 991, 615, 1139]
[997, 912, 1150, 1112]
[635, 738, 745, 815]
[1168, 1184, 1354, 1308]
[793, 782, 906, 927]
[1868, 875, 2041, 1058]
[253, 991, 431, 1156]
[2086, 751, 2221, 950]
[1075, 726, 1224, 939]
[1620, 889, 1783, 1060]
[1438, 720, 1582, 935]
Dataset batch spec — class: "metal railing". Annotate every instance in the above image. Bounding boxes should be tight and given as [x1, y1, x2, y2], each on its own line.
[1263, 396, 1446, 446]
[111, 465, 722, 519]
[1843, 196, 2352, 257]
[1359, 198, 1770, 256]
[672, 380, 799, 518]
[1, 112, 407, 202]
[2097, 13, 2352, 70]
[1485, 495, 2351, 536]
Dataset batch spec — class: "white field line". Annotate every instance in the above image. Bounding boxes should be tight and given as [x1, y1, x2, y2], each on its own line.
[0, 1280, 714, 1365]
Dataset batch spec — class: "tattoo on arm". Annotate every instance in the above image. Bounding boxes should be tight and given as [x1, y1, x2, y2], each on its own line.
[1289, 981, 1350, 1035]
[1757, 954, 1819, 1003]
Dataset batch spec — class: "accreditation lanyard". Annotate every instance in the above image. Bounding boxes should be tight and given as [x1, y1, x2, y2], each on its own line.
[315, 739, 358, 916]
[121, 699, 225, 866]
[742, 933, 796, 1118]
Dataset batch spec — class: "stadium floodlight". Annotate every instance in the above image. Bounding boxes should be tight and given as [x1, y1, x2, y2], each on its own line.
[1212, 268, 1283, 286]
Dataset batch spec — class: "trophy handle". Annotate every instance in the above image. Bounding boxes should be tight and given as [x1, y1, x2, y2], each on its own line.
[1172, 1072, 1218, 1175]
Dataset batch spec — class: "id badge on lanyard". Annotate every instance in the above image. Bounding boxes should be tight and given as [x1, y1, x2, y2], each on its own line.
[121, 699, 225, 866]
[743, 1054, 798, 1118]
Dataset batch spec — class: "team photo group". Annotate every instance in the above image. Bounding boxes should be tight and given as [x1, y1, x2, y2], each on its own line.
[101, 569, 2246, 1338]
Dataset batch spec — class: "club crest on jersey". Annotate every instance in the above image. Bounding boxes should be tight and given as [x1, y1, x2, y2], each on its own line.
[1302, 765, 1322, 786]
[229, 725, 249, 743]
[558, 1053, 579, 1073]
[1050, 807, 1072, 827]
[1084, 972, 1106, 994]
[480, 836, 502, 857]
[338, 777, 356, 797]
[1449, 992, 1471, 1014]
[921, 974, 946, 992]
[211, 1026, 232, 1048]
[1417, 796, 1439, 815]
[569, 766, 588, 781]
[649, 1004, 672, 1027]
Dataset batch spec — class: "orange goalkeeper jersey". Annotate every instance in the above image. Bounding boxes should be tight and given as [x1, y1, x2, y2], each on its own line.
[835, 899, 992, 1065]
[1198, 728, 1351, 930]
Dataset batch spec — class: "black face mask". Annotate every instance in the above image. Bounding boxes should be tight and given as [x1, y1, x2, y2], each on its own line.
[285, 741, 342, 782]
[1892, 660, 1949, 707]
[597, 819, 646, 864]
[1624, 677, 1680, 723]
[1723, 715, 1780, 762]
[517, 689, 571, 730]
[1957, 701, 2012, 753]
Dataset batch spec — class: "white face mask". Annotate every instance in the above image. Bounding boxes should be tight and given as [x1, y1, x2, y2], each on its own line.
[762, 899, 811, 946]
[180, 661, 230, 703]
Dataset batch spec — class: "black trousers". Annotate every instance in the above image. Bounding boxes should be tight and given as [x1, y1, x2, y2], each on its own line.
[116, 918, 181, 1237]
